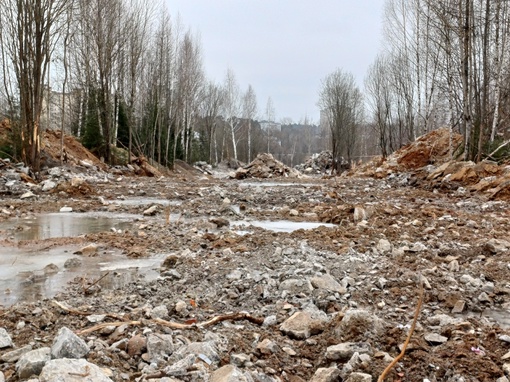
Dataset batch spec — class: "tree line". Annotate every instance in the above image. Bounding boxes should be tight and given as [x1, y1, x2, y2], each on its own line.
[0, 0, 324, 171]
[322, 0, 510, 169]
[3, 0, 505, 173]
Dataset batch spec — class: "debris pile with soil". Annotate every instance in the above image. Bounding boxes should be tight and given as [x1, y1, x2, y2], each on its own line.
[232, 153, 302, 179]
[295, 150, 333, 174]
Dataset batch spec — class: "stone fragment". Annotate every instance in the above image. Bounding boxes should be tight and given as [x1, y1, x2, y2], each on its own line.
[40, 358, 113, 382]
[41, 180, 56, 192]
[478, 292, 491, 303]
[211, 365, 253, 382]
[150, 305, 169, 319]
[20, 191, 36, 199]
[485, 239, 510, 254]
[172, 341, 220, 365]
[231, 353, 251, 367]
[16, 347, 51, 379]
[279, 278, 312, 294]
[147, 333, 174, 362]
[309, 367, 341, 382]
[75, 243, 98, 256]
[280, 311, 326, 340]
[210, 217, 229, 228]
[0, 344, 32, 363]
[377, 239, 392, 253]
[257, 339, 278, 355]
[311, 274, 346, 294]
[164, 354, 196, 377]
[335, 310, 384, 338]
[326, 342, 372, 361]
[127, 334, 147, 357]
[50, 327, 90, 359]
[59, 206, 73, 212]
[143, 205, 158, 216]
[424, 333, 448, 345]
[0, 328, 13, 349]
[499, 335, 510, 343]
[345, 372, 373, 382]
[452, 300, 466, 314]
[86, 314, 106, 323]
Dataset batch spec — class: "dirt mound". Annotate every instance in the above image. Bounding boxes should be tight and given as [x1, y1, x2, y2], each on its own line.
[396, 128, 463, 169]
[296, 151, 333, 174]
[232, 153, 302, 179]
[41, 130, 107, 170]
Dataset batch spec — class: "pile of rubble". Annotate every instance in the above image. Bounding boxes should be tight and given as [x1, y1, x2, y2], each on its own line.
[231, 153, 302, 179]
[295, 151, 333, 174]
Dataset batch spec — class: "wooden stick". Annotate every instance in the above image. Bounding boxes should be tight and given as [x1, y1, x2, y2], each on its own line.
[377, 283, 424, 382]
[76, 321, 142, 335]
[83, 272, 110, 293]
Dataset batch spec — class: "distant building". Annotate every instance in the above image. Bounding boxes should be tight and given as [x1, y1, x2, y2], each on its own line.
[40, 87, 77, 132]
[259, 120, 281, 132]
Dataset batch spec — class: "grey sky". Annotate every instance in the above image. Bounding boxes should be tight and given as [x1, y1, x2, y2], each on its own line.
[164, 0, 385, 123]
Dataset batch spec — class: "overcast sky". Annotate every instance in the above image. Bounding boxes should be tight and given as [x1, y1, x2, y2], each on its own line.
[164, 1, 385, 124]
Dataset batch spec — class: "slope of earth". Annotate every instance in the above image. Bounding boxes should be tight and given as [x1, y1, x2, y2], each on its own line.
[0, 170, 510, 381]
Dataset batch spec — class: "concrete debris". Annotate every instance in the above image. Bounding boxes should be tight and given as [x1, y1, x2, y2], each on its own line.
[232, 153, 302, 179]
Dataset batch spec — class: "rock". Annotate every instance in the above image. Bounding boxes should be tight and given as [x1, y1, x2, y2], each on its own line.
[452, 300, 466, 314]
[210, 365, 253, 382]
[127, 334, 147, 356]
[51, 326, 90, 359]
[59, 206, 73, 212]
[231, 353, 251, 367]
[257, 339, 278, 355]
[147, 333, 174, 362]
[377, 239, 392, 253]
[424, 333, 448, 345]
[335, 309, 384, 338]
[500, 335, 510, 343]
[150, 305, 169, 319]
[21, 191, 36, 199]
[40, 358, 113, 382]
[41, 180, 56, 192]
[345, 372, 373, 382]
[484, 238, 510, 254]
[279, 278, 312, 295]
[16, 347, 51, 379]
[353, 207, 367, 222]
[172, 341, 220, 365]
[289, 209, 299, 216]
[74, 243, 98, 256]
[86, 314, 106, 323]
[0, 344, 33, 362]
[478, 292, 491, 303]
[311, 274, 347, 294]
[210, 217, 229, 228]
[280, 311, 326, 340]
[163, 354, 196, 377]
[309, 367, 341, 382]
[0, 328, 13, 348]
[0, 371, 4, 382]
[143, 205, 158, 216]
[232, 153, 302, 179]
[175, 300, 187, 313]
[326, 342, 372, 361]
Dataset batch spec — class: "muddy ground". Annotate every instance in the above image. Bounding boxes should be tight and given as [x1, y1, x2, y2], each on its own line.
[1, 160, 510, 381]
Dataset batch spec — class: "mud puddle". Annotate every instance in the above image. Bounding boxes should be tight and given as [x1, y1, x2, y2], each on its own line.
[109, 197, 182, 206]
[0, 246, 166, 307]
[231, 220, 337, 233]
[0, 212, 136, 241]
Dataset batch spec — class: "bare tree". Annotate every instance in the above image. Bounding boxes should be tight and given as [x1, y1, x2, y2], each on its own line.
[199, 81, 223, 165]
[318, 69, 363, 171]
[242, 85, 257, 162]
[222, 68, 242, 161]
[0, 0, 69, 170]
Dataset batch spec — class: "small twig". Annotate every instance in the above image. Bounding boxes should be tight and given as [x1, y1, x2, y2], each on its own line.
[378, 282, 424, 382]
[76, 321, 142, 335]
[83, 272, 110, 293]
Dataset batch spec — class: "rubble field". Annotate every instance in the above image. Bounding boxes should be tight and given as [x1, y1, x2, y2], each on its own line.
[1, 130, 510, 381]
